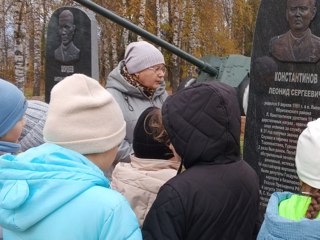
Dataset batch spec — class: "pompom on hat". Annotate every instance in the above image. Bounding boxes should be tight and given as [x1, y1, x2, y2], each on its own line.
[124, 41, 165, 74]
[19, 100, 48, 151]
[295, 118, 320, 189]
[133, 107, 173, 160]
[43, 74, 126, 155]
[0, 79, 28, 137]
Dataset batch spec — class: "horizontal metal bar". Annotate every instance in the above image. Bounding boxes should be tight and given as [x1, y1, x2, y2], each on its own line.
[73, 0, 218, 76]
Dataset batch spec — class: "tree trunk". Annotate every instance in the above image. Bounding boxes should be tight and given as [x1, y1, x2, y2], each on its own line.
[111, 23, 118, 67]
[137, 0, 146, 41]
[41, 0, 48, 86]
[121, 0, 129, 47]
[32, 0, 41, 96]
[0, 1, 14, 79]
[188, 0, 198, 76]
[101, 26, 112, 83]
[0, 0, 6, 76]
[221, 0, 233, 36]
[13, 0, 26, 91]
[170, 0, 180, 92]
[156, 0, 161, 47]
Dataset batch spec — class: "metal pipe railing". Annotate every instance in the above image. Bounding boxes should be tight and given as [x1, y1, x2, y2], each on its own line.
[73, 0, 218, 76]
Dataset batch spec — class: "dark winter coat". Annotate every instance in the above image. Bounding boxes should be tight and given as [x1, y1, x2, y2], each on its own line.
[142, 82, 259, 240]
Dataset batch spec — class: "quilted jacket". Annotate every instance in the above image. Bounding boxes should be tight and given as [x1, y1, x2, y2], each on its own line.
[142, 82, 260, 240]
[111, 155, 179, 226]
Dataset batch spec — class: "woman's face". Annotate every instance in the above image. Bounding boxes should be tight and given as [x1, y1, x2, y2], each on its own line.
[0, 118, 25, 143]
[136, 64, 166, 89]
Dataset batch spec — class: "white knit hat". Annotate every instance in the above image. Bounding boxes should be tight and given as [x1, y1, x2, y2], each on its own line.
[43, 74, 126, 154]
[295, 118, 320, 189]
[124, 41, 165, 74]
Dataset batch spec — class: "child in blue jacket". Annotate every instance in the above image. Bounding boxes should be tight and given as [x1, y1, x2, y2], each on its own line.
[0, 74, 142, 240]
[0, 78, 28, 240]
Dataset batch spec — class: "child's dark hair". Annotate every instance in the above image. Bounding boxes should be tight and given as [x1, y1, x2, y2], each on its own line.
[305, 191, 320, 219]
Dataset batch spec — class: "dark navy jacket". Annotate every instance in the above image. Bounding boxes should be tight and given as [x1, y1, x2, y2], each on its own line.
[142, 82, 259, 240]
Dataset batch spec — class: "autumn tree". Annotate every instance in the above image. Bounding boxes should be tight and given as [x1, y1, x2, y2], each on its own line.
[0, 0, 14, 79]
[2, 0, 260, 95]
[231, 0, 260, 56]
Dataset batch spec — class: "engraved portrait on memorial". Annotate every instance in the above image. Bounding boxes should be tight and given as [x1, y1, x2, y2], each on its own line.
[54, 10, 80, 65]
[269, 0, 320, 63]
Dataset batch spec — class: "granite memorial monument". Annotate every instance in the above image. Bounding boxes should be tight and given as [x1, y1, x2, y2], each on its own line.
[45, 7, 99, 102]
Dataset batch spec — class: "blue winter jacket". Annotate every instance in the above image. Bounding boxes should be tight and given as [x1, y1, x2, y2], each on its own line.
[0, 143, 142, 240]
[257, 192, 320, 240]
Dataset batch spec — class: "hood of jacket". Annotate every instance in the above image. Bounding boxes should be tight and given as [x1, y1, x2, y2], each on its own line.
[258, 192, 320, 239]
[162, 82, 241, 169]
[0, 143, 109, 232]
[106, 60, 167, 99]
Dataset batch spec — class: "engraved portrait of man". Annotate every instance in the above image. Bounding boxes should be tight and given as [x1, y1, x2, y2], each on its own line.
[54, 10, 80, 65]
[269, 0, 320, 63]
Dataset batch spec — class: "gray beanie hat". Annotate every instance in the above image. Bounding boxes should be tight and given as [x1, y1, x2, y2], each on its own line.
[19, 100, 48, 152]
[124, 41, 165, 74]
